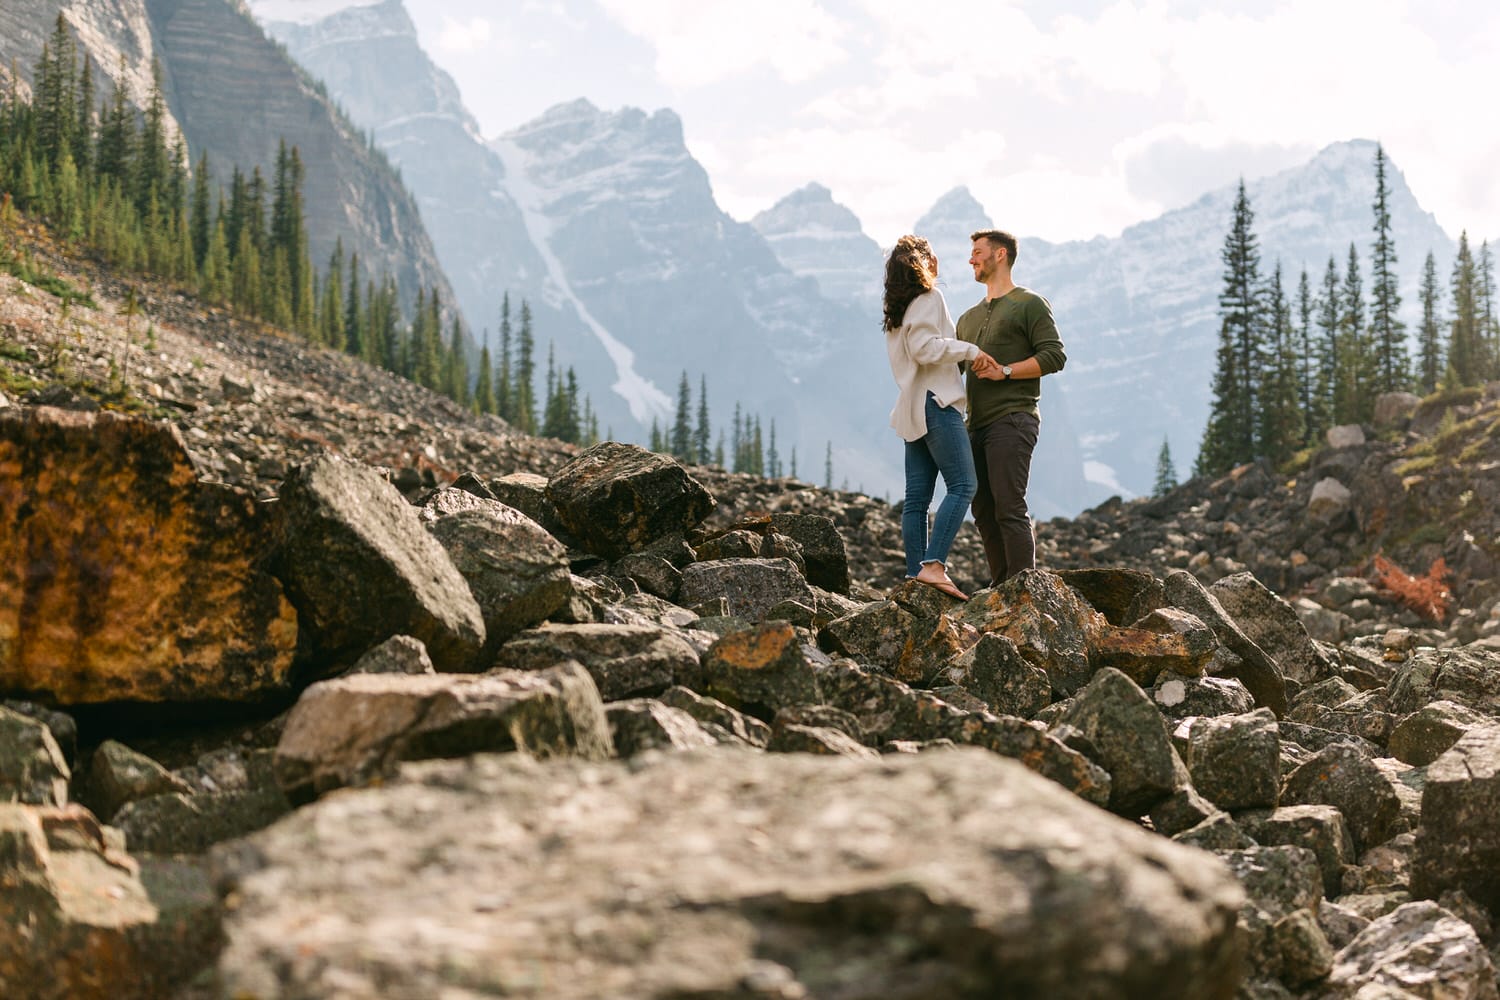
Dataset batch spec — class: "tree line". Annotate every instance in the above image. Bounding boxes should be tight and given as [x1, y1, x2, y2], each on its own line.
[1194, 144, 1500, 481]
[2, 16, 842, 477]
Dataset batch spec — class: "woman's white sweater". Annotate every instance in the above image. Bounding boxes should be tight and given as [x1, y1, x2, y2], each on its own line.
[885, 289, 979, 442]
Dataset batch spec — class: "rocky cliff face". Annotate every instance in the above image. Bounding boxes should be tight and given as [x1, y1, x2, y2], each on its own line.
[145, 0, 452, 311]
[0, 0, 455, 317]
[253, 0, 554, 357]
[0, 0, 178, 130]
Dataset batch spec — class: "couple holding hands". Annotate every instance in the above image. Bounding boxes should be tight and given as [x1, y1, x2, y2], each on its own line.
[884, 229, 1067, 600]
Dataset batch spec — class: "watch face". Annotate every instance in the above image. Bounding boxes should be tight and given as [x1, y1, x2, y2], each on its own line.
[1002, 365, 1013, 376]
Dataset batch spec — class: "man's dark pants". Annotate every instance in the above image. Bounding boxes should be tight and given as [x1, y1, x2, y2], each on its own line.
[969, 412, 1040, 587]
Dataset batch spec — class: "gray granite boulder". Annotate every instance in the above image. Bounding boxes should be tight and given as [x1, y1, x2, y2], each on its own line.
[497, 622, 700, 701]
[1411, 725, 1500, 911]
[605, 700, 718, 757]
[0, 705, 70, 806]
[1239, 804, 1355, 899]
[1164, 569, 1288, 717]
[75, 740, 190, 822]
[1057, 667, 1188, 816]
[272, 664, 613, 802]
[679, 558, 814, 623]
[1180, 708, 1281, 812]
[1282, 743, 1403, 854]
[939, 631, 1052, 719]
[1389, 699, 1490, 766]
[269, 454, 485, 672]
[1152, 671, 1256, 720]
[545, 442, 715, 558]
[769, 512, 850, 594]
[213, 748, 1245, 999]
[1210, 571, 1324, 686]
[1324, 900, 1497, 999]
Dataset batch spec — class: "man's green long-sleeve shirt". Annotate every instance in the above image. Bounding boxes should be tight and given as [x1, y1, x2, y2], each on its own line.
[955, 286, 1066, 429]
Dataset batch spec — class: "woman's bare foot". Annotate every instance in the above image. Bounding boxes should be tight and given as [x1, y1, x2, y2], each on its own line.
[915, 563, 968, 601]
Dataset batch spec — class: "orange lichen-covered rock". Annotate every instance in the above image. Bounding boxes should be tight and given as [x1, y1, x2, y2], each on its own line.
[0, 407, 296, 704]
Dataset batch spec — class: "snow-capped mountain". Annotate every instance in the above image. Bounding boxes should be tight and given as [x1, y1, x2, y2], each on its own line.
[252, 0, 567, 372]
[752, 183, 884, 315]
[490, 99, 903, 493]
[1011, 138, 1454, 497]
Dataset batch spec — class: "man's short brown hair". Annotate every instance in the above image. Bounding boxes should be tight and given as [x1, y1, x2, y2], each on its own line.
[971, 229, 1018, 265]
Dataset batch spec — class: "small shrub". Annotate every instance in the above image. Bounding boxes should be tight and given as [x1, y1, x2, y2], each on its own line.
[1372, 554, 1451, 624]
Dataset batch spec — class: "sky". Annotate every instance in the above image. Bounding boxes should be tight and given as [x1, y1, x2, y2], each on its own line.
[383, 1, 1500, 249]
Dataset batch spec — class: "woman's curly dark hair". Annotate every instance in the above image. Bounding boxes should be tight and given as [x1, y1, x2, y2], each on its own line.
[883, 234, 936, 331]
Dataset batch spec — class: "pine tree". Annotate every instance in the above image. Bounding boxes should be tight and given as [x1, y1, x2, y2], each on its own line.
[1334, 244, 1368, 423]
[1295, 268, 1325, 444]
[694, 375, 711, 464]
[95, 64, 133, 189]
[134, 61, 170, 215]
[474, 331, 495, 415]
[1368, 144, 1408, 394]
[496, 294, 513, 423]
[824, 441, 834, 489]
[767, 420, 780, 477]
[199, 217, 230, 303]
[731, 404, 744, 472]
[1196, 180, 1262, 477]
[189, 152, 212, 271]
[1256, 263, 1305, 468]
[344, 252, 364, 359]
[515, 299, 536, 432]
[563, 368, 582, 443]
[671, 370, 692, 460]
[790, 447, 797, 480]
[650, 418, 663, 453]
[445, 316, 468, 405]
[72, 55, 93, 181]
[1417, 251, 1444, 394]
[319, 238, 344, 349]
[1448, 232, 1481, 387]
[1478, 241, 1498, 380]
[1153, 437, 1178, 497]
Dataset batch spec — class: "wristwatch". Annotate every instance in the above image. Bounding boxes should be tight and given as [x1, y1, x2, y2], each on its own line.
[1001, 365, 1013, 380]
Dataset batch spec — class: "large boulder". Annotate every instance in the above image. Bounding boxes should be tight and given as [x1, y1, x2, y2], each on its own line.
[768, 512, 850, 594]
[546, 442, 715, 559]
[422, 503, 572, 656]
[497, 623, 700, 700]
[1178, 708, 1281, 812]
[272, 664, 613, 802]
[1411, 725, 1500, 912]
[1057, 667, 1188, 816]
[0, 803, 217, 998]
[680, 622, 821, 718]
[1163, 570, 1288, 717]
[1324, 900, 1498, 999]
[1209, 572, 1324, 686]
[0, 407, 296, 704]
[959, 570, 1103, 697]
[678, 558, 813, 623]
[269, 454, 485, 673]
[213, 748, 1245, 999]
[0, 705, 70, 806]
[1282, 743, 1403, 854]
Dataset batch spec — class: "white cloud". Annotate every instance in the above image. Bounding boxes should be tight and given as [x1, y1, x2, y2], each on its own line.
[436, 16, 493, 53]
[594, 0, 849, 87]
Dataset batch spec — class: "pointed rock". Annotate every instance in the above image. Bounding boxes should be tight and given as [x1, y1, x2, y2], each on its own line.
[499, 622, 700, 700]
[1163, 569, 1288, 716]
[1057, 667, 1188, 816]
[959, 569, 1103, 697]
[546, 442, 716, 559]
[270, 454, 485, 673]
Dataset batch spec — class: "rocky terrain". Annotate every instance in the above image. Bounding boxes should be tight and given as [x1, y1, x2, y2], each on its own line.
[5, 221, 1500, 998]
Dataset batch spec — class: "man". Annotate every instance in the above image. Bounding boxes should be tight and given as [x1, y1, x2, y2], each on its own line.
[955, 229, 1066, 586]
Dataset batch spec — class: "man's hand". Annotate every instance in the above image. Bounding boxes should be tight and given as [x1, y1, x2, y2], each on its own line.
[971, 350, 999, 377]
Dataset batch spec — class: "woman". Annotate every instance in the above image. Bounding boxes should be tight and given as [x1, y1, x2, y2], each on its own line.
[884, 234, 996, 600]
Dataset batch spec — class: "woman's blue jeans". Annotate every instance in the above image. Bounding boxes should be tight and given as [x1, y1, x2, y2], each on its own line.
[903, 392, 978, 578]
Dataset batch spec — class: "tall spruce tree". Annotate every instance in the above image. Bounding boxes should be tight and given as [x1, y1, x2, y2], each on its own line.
[1478, 241, 1497, 380]
[1295, 268, 1325, 444]
[1153, 437, 1178, 497]
[671, 371, 692, 461]
[1368, 144, 1408, 394]
[1417, 251, 1444, 394]
[1256, 263, 1305, 468]
[1196, 180, 1262, 477]
[496, 294, 513, 423]
[694, 375, 711, 465]
[1334, 244, 1368, 423]
[515, 299, 537, 432]
[1449, 231, 1481, 386]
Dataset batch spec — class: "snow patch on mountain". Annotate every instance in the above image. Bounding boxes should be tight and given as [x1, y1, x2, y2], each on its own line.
[246, 0, 384, 27]
[491, 135, 673, 424]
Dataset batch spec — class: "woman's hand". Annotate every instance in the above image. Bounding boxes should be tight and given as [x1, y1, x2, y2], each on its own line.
[971, 350, 1001, 378]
